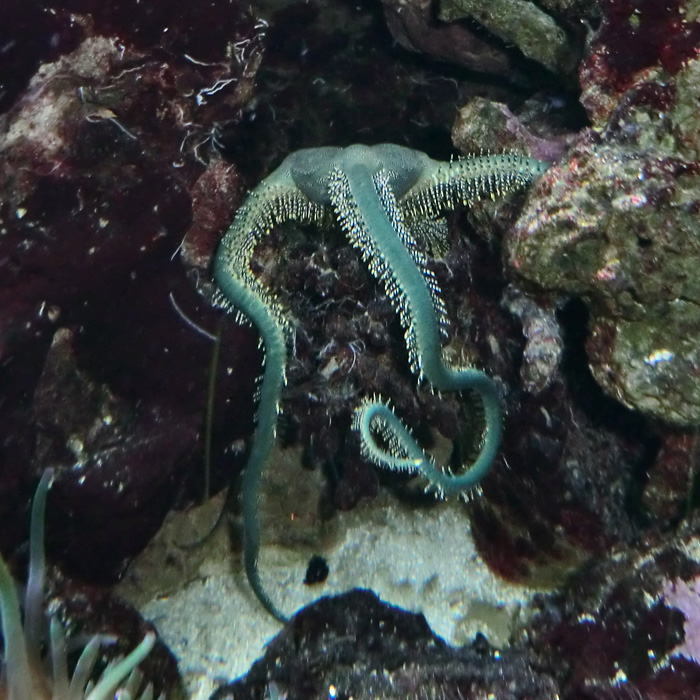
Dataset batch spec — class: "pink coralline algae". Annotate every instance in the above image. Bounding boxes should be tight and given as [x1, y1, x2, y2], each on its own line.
[663, 576, 700, 663]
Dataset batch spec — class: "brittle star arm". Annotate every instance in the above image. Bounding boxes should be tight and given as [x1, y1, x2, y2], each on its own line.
[342, 150, 548, 495]
[213, 169, 326, 623]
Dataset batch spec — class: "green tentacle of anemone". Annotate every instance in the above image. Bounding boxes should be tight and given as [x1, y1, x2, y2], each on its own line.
[0, 470, 160, 700]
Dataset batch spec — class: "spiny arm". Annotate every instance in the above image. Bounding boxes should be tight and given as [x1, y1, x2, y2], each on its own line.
[213, 176, 325, 624]
[401, 152, 549, 220]
[351, 152, 546, 496]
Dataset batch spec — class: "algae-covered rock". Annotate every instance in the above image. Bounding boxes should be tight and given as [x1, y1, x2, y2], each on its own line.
[451, 96, 575, 164]
[438, 0, 580, 75]
[510, 137, 700, 425]
[508, 0, 700, 426]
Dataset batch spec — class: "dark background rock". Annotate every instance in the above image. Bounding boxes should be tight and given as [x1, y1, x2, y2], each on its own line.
[212, 589, 560, 700]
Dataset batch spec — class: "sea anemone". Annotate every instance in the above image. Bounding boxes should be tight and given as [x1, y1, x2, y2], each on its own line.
[0, 470, 159, 700]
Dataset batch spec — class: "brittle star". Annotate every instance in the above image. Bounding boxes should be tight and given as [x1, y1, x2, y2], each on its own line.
[213, 144, 548, 622]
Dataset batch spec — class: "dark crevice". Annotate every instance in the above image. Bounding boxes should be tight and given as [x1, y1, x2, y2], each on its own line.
[557, 298, 661, 524]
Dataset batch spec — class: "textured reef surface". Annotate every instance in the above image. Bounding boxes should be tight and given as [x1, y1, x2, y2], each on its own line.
[509, 0, 700, 428]
[2, 0, 700, 698]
